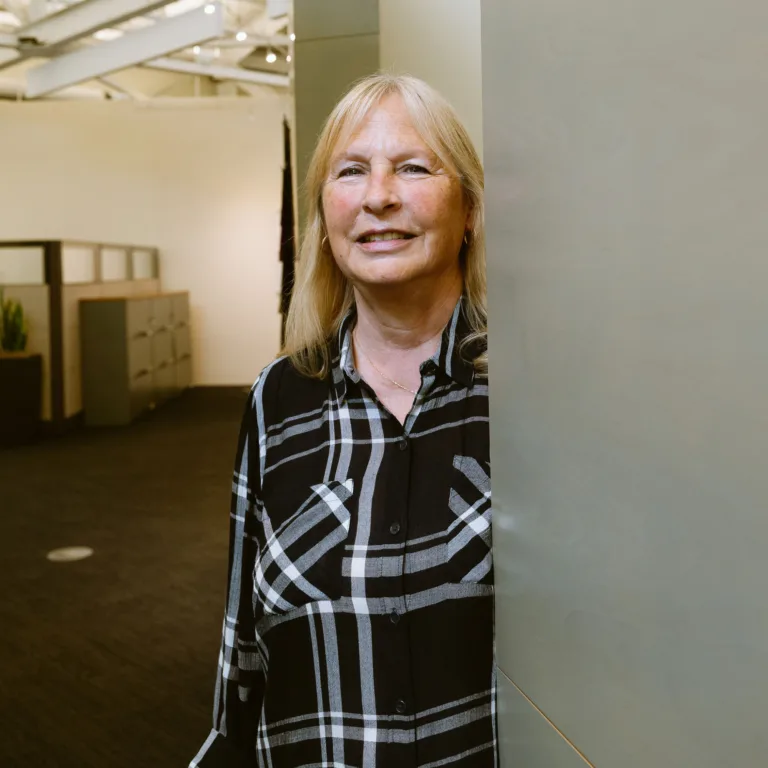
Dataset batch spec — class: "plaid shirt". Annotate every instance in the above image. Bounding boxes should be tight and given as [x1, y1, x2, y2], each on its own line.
[191, 299, 497, 768]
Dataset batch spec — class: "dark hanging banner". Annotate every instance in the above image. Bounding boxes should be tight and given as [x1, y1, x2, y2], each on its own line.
[279, 118, 296, 348]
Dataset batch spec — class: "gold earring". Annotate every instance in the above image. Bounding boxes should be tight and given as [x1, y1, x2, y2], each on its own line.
[321, 235, 328, 250]
[463, 232, 470, 246]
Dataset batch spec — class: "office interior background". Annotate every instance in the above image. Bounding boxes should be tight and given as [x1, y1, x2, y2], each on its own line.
[0, 0, 765, 766]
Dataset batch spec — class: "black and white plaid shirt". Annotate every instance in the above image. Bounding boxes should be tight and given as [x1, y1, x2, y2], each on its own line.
[192, 299, 497, 768]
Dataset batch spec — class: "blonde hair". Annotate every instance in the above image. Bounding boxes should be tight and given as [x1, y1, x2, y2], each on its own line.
[283, 72, 487, 379]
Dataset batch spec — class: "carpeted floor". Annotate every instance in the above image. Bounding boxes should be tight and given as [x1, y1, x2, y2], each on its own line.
[0, 387, 249, 768]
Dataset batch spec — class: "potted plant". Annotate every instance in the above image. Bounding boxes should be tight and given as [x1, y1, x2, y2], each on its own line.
[0, 287, 43, 447]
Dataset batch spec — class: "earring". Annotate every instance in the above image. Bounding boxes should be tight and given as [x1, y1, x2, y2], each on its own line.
[463, 232, 470, 246]
[321, 235, 328, 250]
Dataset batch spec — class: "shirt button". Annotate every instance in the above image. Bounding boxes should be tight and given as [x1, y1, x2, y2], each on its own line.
[398, 437, 408, 451]
[395, 699, 407, 714]
[390, 609, 401, 625]
[389, 521, 401, 535]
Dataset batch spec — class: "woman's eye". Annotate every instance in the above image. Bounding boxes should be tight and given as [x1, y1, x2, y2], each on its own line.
[338, 167, 364, 177]
[402, 164, 429, 174]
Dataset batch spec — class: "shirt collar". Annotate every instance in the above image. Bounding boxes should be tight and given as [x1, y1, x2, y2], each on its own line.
[331, 297, 477, 402]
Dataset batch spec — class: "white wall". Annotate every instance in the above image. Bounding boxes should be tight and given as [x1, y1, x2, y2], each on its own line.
[379, 0, 483, 157]
[0, 96, 287, 385]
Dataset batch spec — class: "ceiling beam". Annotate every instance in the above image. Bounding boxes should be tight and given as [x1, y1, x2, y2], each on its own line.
[16, 0, 175, 48]
[216, 33, 291, 48]
[144, 56, 289, 87]
[26, 2, 224, 98]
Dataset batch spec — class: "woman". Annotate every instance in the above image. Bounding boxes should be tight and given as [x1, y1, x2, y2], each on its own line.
[191, 73, 495, 768]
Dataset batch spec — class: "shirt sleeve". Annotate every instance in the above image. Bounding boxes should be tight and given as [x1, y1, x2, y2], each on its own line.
[191, 382, 267, 767]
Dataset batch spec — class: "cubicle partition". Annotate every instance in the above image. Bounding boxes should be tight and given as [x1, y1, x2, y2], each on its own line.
[0, 240, 160, 433]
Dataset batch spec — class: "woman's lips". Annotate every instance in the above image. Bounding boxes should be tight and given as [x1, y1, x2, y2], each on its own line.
[356, 234, 418, 253]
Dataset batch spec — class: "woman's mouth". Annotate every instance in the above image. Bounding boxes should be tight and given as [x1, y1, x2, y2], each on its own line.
[357, 231, 417, 244]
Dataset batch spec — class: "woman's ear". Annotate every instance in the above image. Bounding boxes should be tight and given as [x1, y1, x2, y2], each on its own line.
[464, 204, 475, 234]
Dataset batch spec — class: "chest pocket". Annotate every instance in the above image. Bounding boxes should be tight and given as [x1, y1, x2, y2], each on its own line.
[255, 479, 354, 614]
[446, 456, 493, 584]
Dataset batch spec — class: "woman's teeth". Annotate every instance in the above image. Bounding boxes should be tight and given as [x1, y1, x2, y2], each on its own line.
[361, 232, 412, 243]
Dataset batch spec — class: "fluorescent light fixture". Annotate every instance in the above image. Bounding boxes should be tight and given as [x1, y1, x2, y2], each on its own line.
[0, 11, 21, 28]
[162, 0, 202, 17]
[94, 28, 124, 41]
[235, 30, 247, 42]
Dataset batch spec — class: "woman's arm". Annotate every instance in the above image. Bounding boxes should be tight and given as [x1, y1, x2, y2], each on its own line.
[190, 381, 266, 767]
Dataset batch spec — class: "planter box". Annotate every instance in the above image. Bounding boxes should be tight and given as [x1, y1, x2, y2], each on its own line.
[0, 352, 43, 447]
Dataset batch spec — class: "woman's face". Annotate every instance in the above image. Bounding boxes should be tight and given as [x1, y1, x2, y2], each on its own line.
[322, 94, 471, 292]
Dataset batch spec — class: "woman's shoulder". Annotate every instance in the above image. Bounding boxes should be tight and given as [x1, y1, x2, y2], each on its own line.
[247, 354, 330, 429]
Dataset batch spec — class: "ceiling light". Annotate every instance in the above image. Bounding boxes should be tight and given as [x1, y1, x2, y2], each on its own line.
[193, 45, 201, 54]
[266, 51, 277, 63]
[0, 10, 21, 27]
[236, 30, 247, 42]
[290, 33, 295, 41]
[286, 54, 292, 62]
[204, 4, 216, 14]
[94, 28, 123, 42]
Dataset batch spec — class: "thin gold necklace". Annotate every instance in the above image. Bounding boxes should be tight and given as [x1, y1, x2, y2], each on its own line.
[353, 328, 443, 396]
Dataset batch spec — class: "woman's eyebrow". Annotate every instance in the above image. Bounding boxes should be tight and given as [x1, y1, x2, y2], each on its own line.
[333, 148, 435, 165]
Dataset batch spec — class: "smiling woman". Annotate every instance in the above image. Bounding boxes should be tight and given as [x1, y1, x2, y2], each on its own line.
[191, 74, 496, 768]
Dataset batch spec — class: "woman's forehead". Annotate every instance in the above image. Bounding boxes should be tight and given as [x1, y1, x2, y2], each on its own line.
[331, 99, 437, 161]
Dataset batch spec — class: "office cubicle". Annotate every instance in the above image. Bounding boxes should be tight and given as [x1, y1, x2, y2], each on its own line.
[0, 241, 160, 433]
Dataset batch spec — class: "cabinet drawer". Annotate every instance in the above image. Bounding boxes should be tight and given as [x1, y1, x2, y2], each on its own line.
[173, 325, 191, 360]
[172, 293, 190, 326]
[176, 356, 192, 390]
[151, 329, 173, 367]
[129, 369, 153, 418]
[126, 299, 152, 339]
[153, 361, 176, 404]
[152, 296, 173, 331]
[128, 336, 152, 379]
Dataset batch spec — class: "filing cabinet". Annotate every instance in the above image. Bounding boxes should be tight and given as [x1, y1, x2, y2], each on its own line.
[80, 292, 192, 426]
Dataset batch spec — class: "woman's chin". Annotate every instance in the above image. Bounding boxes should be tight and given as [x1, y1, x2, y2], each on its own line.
[355, 269, 420, 288]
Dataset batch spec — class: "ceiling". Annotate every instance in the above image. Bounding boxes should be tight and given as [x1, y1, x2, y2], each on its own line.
[0, 0, 292, 100]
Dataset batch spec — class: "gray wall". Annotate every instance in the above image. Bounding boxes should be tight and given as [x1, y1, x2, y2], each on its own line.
[293, 0, 379, 234]
[483, 1, 768, 765]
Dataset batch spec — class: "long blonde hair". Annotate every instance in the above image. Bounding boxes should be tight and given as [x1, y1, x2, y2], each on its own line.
[283, 72, 487, 379]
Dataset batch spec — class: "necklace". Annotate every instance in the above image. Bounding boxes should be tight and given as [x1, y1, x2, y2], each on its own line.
[353, 328, 443, 396]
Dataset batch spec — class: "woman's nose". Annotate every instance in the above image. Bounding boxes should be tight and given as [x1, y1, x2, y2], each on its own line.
[362, 169, 400, 213]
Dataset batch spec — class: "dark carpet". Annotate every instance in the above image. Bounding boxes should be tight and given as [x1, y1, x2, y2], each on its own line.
[0, 387, 249, 768]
